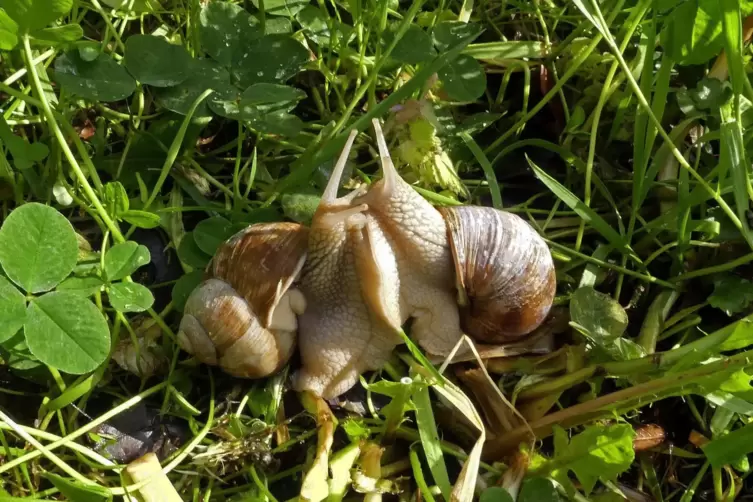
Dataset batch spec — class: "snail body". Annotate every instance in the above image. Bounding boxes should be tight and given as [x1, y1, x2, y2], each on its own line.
[177, 119, 556, 399]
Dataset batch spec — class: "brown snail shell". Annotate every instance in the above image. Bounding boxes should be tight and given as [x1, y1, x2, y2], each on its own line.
[438, 205, 556, 343]
[177, 222, 309, 378]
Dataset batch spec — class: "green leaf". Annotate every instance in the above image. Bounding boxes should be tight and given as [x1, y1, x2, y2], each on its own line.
[176, 232, 212, 269]
[103, 181, 129, 217]
[569, 286, 628, 342]
[702, 421, 753, 467]
[719, 319, 753, 351]
[295, 6, 333, 45]
[281, 193, 320, 225]
[123, 34, 192, 87]
[388, 24, 435, 64]
[24, 292, 110, 375]
[108, 282, 154, 312]
[264, 17, 293, 34]
[518, 477, 560, 502]
[29, 23, 83, 46]
[120, 209, 161, 229]
[2, 0, 73, 33]
[43, 472, 112, 502]
[479, 487, 514, 502]
[104, 241, 151, 281]
[0, 10, 19, 50]
[171, 270, 204, 312]
[192, 216, 236, 255]
[199, 1, 262, 66]
[0, 202, 78, 294]
[709, 275, 753, 315]
[432, 21, 484, 52]
[0, 275, 25, 343]
[250, 0, 308, 17]
[53, 50, 136, 102]
[56, 276, 105, 297]
[660, 0, 753, 65]
[0, 116, 49, 171]
[240, 82, 306, 111]
[437, 54, 486, 101]
[552, 424, 635, 495]
[232, 34, 309, 88]
[156, 58, 236, 118]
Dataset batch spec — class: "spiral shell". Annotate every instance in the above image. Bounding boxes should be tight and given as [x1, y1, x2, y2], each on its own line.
[438, 206, 556, 343]
[177, 222, 309, 378]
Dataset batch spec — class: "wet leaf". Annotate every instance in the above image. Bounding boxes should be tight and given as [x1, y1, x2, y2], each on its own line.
[388, 24, 435, 64]
[250, 0, 309, 17]
[2, 0, 73, 33]
[569, 286, 628, 342]
[123, 34, 192, 87]
[176, 232, 212, 269]
[57, 276, 105, 297]
[25, 292, 110, 374]
[295, 6, 332, 45]
[156, 58, 236, 118]
[171, 270, 204, 312]
[432, 21, 484, 51]
[0, 202, 78, 294]
[109, 282, 154, 312]
[199, 1, 262, 67]
[104, 241, 151, 281]
[53, 50, 136, 102]
[0, 275, 25, 343]
[232, 34, 309, 88]
[192, 216, 236, 255]
[438, 54, 485, 101]
[709, 274, 753, 315]
[552, 424, 635, 495]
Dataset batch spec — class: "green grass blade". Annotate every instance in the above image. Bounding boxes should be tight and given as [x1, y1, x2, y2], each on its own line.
[526, 155, 642, 264]
[413, 383, 452, 499]
[460, 131, 502, 209]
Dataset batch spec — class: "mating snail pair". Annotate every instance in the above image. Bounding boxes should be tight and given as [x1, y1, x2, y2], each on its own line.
[177, 119, 557, 399]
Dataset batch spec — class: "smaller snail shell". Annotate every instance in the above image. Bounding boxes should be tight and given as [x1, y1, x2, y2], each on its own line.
[438, 206, 556, 343]
[177, 222, 309, 378]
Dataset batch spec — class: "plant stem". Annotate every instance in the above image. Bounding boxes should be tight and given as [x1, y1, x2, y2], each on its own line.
[21, 35, 123, 242]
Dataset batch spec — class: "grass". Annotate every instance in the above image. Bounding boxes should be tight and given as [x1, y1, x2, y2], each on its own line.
[1, 0, 753, 500]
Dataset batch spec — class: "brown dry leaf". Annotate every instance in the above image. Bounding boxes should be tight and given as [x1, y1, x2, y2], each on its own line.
[633, 423, 666, 452]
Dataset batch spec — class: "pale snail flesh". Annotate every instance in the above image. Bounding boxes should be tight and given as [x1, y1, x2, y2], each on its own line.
[177, 119, 557, 399]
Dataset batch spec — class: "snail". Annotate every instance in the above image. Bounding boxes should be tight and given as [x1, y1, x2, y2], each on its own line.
[177, 119, 556, 399]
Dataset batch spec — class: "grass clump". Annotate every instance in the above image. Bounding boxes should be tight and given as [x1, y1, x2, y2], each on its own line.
[1, 0, 753, 501]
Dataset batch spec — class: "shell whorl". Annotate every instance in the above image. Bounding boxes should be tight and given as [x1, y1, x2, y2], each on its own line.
[176, 222, 309, 378]
[438, 206, 556, 343]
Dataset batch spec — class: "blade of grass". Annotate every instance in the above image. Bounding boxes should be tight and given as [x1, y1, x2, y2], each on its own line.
[413, 384, 452, 499]
[460, 132, 502, 209]
[526, 155, 641, 265]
